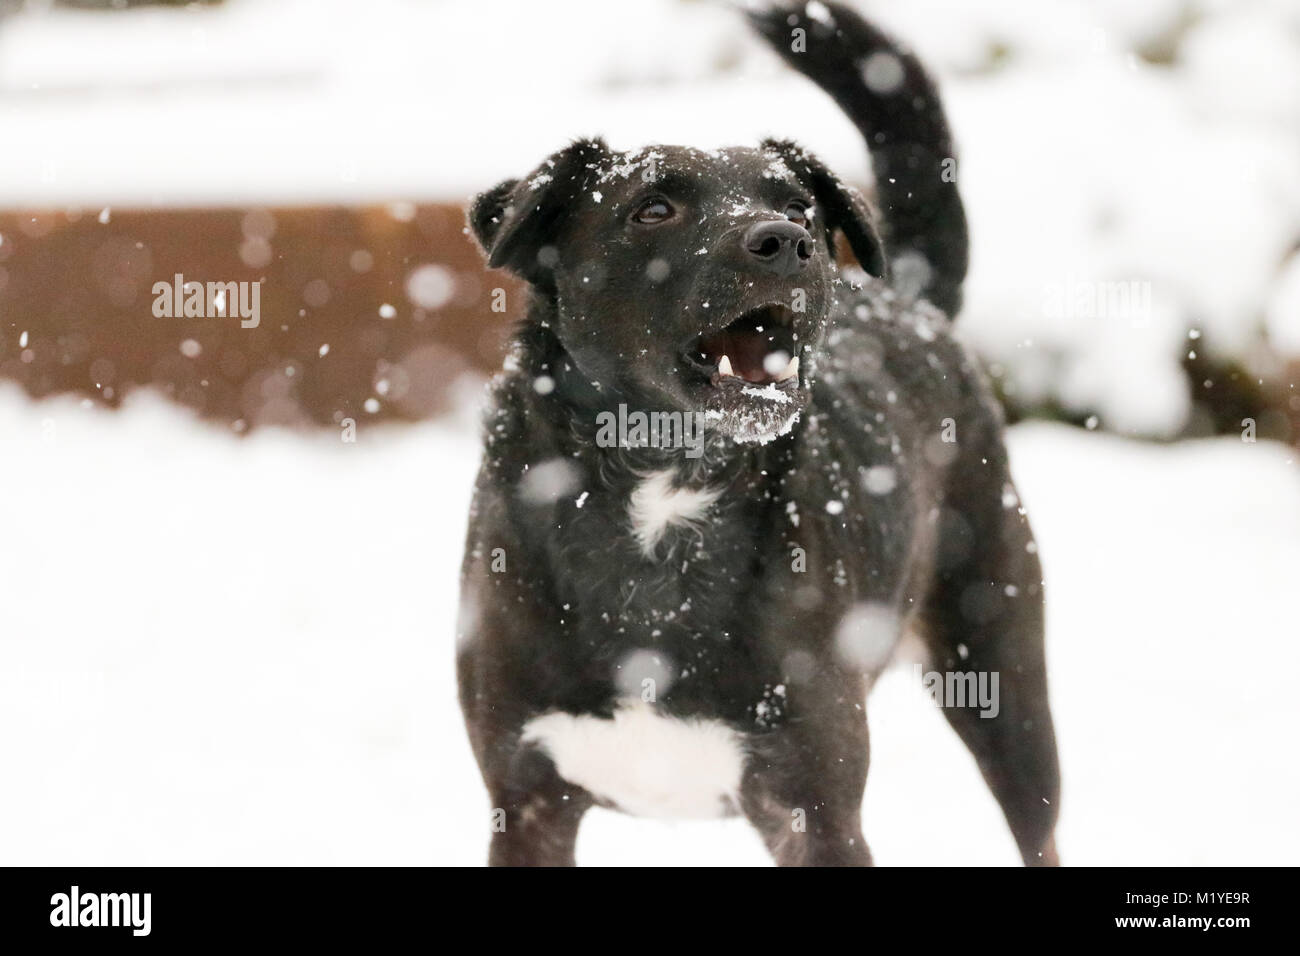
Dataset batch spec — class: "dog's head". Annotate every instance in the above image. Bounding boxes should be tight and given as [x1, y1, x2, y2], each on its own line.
[469, 137, 885, 444]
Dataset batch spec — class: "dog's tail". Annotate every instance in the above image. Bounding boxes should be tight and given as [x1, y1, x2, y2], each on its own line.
[747, 2, 968, 316]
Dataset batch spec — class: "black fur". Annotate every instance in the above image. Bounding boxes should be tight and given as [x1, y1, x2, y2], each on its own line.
[457, 1, 1058, 866]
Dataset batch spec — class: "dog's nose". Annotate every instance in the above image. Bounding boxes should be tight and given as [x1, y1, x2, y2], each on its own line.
[743, 220, 813, 276]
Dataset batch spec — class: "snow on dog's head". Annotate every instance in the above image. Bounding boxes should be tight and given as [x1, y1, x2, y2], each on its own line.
[469, 139, 884, 445]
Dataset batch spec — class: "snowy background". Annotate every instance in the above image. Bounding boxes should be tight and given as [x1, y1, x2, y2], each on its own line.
[1, 0, 1298, 864]
[3, 0, 1299, 434]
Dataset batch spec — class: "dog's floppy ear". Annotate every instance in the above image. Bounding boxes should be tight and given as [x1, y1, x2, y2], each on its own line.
[763, 139, 886, 279]
[468, 138, 609, 287]
[468, 178, 520, 261]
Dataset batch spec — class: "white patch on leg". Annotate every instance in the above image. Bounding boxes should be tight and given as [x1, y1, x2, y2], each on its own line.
[627, 469, 723, 558]
[521, 701, 745, 819]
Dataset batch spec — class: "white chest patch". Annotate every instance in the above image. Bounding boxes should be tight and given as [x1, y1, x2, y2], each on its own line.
[627, 469, 723, 558]
[521, 701, 746, 819]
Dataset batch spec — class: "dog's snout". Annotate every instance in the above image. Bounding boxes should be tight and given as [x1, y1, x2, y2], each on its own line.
[743, 220, 812, 276]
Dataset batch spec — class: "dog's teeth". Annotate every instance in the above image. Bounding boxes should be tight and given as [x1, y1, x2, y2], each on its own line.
[777, 355, 800, 382]
[718, 355, 735, 378]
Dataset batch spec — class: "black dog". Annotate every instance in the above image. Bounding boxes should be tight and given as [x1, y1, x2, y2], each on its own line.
[458, 2, 1059, 866]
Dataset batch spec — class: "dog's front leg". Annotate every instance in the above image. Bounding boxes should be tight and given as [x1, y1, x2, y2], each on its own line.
[739, 693, 873, 866]
[486, 745, 593, 867]
[739, 769, 872, 866]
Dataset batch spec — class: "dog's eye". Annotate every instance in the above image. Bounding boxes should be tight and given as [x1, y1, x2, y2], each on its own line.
[783, 202, 810, 228]
[631, 198, 675, 225]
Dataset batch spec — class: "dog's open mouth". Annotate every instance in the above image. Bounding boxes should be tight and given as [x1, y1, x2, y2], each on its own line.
[695, 304, 799, 387]
[678, 302, 807, 444]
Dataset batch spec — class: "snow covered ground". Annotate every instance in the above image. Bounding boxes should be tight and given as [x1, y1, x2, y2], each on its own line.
[1, 387, 1296, 866]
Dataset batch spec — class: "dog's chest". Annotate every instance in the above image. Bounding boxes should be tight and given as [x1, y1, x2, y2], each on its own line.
[625, 468, 725, 557]
[544, 468, 774, 702]
[560, 469, 759, 620]
[522, 700, 746, 818]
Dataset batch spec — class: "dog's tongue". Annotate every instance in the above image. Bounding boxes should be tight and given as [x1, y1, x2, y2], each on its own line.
[700, 328, 772, 383]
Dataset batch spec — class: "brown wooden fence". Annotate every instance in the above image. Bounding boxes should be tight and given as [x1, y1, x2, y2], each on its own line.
[0, 204, 522, 431]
